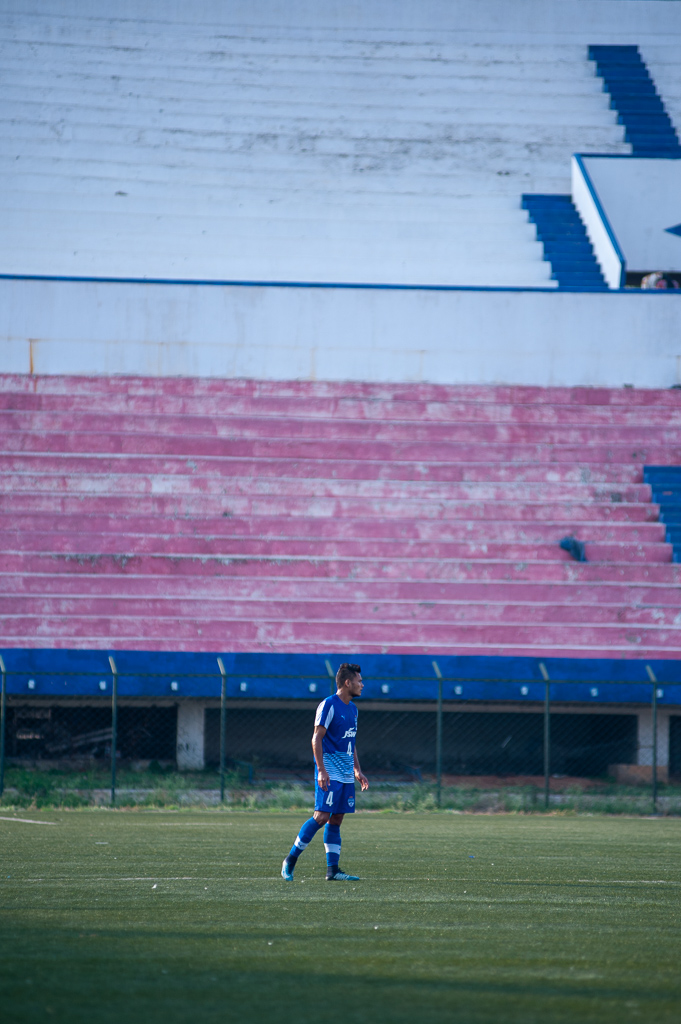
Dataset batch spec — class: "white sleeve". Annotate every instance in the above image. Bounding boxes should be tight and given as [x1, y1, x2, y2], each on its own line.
[315, 698, 335, 729]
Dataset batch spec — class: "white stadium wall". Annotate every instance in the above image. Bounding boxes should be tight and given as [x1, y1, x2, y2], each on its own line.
[2, 278, 680, 389]
[577, 158, 681, 274]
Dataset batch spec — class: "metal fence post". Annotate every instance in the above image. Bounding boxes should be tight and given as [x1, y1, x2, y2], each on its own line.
[646, 665, 658, 812]
[539, 662, 550, 810]
[325, 660, 335, 694]
[0, 654, 6, 800]
[109, 656, 118, 806]
[217, 657, 227, 803]
[432, 661, 443, 807]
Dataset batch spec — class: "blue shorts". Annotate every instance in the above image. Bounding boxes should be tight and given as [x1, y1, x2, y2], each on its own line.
[314, 778, 356, 814]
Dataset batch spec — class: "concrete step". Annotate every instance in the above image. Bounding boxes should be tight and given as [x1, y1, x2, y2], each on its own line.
[6, 393, 681, 427]
[5, 388, 681, 426]
[0, 147, 620, 187]
[4, 594, 681, 626]
[0, 33, 614, 68]
[2, 14, 669, 57]
[0, 162, 582, 200]
[3, 375, 680, 408]
[0, 249, 552, 288]
[0, 172, 586, 210]
[0, 455, 647, 485]
[1, 241, 547, 275]
[0, 202, 543, 252]
[0, 512, 663, 544]
[0, 187, 536, 223]
[0, 81, 616, 118]
[11, 164, 520, 196]
[2, 551, 679, 583]
[4, 573, 679, 608]
[5, 409, 681, 445]
[0, 490, 660, 523]
[0, 67, 610, 102]
[0, 54, 623, 90]
[4, 125, 628, 170]
[0, 107, 617, 145]
[0, 461, 653, 503]
[2, 612, 680, 656]
[0, 533, 669, 563]
[1, 430, 678, 466]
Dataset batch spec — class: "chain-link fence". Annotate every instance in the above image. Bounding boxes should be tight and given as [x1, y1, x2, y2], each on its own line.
[3, 703, 177, 764]
[0, 656, 676, 812]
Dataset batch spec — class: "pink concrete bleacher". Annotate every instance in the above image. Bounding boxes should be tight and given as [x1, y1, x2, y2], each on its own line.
[1, 374, 681, 658]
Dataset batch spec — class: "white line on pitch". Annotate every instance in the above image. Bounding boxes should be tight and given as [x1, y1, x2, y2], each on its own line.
[577, 879, 677, 885]
[0, 816, 58, 825]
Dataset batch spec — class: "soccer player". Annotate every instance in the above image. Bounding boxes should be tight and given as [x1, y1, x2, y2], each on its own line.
[281, 662, 369, 881]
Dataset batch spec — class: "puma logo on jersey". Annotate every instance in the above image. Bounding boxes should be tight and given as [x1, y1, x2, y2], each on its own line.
[342, 728, 357, 738]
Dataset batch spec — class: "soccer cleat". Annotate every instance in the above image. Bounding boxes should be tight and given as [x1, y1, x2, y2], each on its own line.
[281, 858, 295, 881]
[326, 868, 360, 881]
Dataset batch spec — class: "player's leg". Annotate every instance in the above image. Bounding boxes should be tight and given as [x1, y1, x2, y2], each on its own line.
[325, 783, 359, 881]
[281, 816, 325, 879]
[323, 813, 343, 879]
[281, 779, 334, 879]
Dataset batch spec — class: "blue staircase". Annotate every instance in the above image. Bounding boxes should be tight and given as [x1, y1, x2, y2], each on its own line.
[644, 466, 681, 561]
[521, 194, 609, 291]
[588, 45, 681, 157]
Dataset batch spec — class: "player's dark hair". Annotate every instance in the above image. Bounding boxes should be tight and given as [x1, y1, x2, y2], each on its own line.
[336, 663, 361, 688]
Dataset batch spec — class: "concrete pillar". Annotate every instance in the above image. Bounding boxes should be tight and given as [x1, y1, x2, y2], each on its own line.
[610, 708, 670, 784]
[176, 702, 205, 770]
[637, 708, 669, 768]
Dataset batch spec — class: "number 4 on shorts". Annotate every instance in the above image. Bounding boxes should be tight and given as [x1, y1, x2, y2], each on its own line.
[325, 790, 334, 806]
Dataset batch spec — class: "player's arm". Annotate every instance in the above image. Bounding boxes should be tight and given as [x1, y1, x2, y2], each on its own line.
[312, 725, 330, 790]
[354, 747, 369, 790]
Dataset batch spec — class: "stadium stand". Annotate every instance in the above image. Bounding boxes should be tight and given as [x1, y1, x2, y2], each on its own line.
[0, 3, 634, 288]
[2, 2, 681, 785]
[1, 373, 681, 660]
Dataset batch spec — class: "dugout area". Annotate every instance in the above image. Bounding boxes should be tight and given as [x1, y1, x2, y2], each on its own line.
[203, 702, 641, 779]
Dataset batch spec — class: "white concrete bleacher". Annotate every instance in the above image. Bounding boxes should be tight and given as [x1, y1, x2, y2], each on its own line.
[643, 44, 681, 139]
[0, 0, 644, 289]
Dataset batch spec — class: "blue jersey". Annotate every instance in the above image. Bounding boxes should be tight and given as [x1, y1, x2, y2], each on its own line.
[314, 694, 358, 784]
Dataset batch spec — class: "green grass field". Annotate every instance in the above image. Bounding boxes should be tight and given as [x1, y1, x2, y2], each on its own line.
[1, 811, 680, 1023]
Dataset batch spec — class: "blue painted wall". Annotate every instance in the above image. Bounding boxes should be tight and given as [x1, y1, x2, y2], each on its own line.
[2, 650, 680, 706]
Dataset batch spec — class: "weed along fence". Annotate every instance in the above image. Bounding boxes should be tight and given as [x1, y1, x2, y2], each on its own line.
[0, 652, 680, 811]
